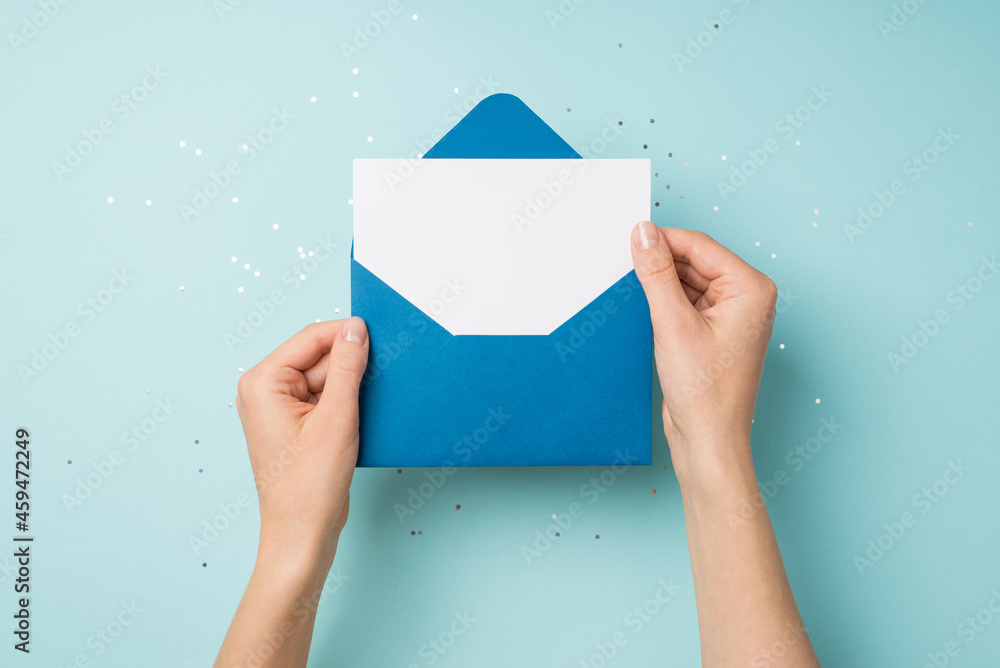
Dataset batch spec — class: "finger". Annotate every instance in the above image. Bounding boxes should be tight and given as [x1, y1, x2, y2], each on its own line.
[661, 228, 755, 281]
[681, 281, 702, 306]
[303, 352, 331, 394]
[694, 292, 715, 312]
[260, 321, 346, 373]
[675, 260, 712, 293]
[313, 317, 369, 433]
[631, 221, 700, 335]
[299, 351, 331, 406]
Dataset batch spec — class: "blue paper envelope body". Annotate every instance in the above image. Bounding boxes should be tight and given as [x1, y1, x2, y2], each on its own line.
[352, 94, 651, 467]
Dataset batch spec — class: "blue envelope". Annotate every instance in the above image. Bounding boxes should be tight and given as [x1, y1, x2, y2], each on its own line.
[351, 93, 651, 467]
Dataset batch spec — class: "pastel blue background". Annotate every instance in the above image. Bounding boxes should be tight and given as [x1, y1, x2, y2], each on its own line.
[1, 0, 998, 666]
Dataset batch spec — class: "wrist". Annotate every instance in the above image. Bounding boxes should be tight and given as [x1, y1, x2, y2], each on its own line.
[668, 432, 756, 496]
[255, 529, 340, 588]
[671, 443, 764, 531]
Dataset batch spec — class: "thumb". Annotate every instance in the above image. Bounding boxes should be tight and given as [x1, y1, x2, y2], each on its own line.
[630, 221, 698, 335]
[314, 317, 369, 435]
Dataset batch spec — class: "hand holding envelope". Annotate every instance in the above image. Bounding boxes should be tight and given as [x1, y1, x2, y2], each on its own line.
[223, 100, 811, 664]
[628, 221, 779, 481]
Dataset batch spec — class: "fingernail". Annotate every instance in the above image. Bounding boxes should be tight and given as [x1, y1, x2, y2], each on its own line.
[342, 317, 368, 345]
[635, 220, 660, 250]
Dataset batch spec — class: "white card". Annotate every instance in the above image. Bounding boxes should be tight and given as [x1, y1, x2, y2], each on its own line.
[353, 158, 650, 335]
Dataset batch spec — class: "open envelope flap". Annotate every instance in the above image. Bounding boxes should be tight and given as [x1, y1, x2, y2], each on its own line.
[423, 93, 580, 159]
[353, 260, 651, 466]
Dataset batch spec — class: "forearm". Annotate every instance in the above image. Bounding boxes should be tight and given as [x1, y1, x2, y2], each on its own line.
[674, 438, 819, 668]
[214, 541, 336, 668]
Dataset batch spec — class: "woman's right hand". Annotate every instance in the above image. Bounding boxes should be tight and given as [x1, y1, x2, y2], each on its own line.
[629, 222, 778, 482]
